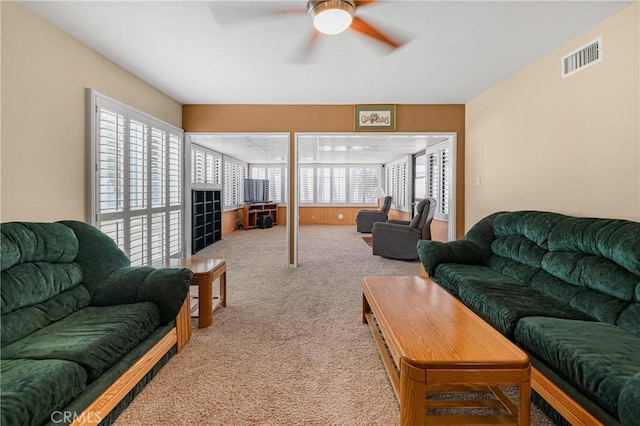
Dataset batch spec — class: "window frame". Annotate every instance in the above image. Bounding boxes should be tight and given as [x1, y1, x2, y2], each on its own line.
[426, 141, 451, 221]
[384, 156, 411, 212]
[249, 163, 288, 204]
[87, 89, 185, 266]
[297, 163, 382, 206]
[222, 155, 247, 211]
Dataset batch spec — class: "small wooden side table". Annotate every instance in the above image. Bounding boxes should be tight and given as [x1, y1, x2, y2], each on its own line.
[162, 258, 227, 328]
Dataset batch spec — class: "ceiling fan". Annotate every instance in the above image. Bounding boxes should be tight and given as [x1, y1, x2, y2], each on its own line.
[209, 0, 405, 58]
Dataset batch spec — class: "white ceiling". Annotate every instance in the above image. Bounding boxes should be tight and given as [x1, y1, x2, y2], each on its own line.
[20, 0, 631, 165]
[190, 133, 451, 163]
[20, 0, 632, 105]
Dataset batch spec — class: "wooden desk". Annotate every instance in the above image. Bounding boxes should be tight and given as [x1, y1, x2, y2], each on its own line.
[162, 258, 227, 328]
[363, 276, 531, 425]
[242, 202, 278, 230]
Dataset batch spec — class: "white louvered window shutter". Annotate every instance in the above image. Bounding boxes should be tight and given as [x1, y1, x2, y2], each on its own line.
[364, 167, 379, 204]
[268, 167, 282, 202]
[441, 147, 450, 216]
[92, 93, 184, 266]
[129, 118, 148, 211]
[168, 134, 182, 207]
[300, 167, 314, 203]
[223, 161, 232, 206]
[251, 167, 266, 179]
[214, 154, 222, 185]
[349, 168, 363, 203]
[150, 127, 166, 208]
[426, 141, 450, 221]
[193, 149, 205, 184]
[332, 167, 346, 203]
[205, 153, 215, 184]
[316, 167, 331, 203]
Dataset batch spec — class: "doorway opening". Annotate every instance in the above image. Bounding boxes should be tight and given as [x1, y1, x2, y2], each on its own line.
[185, 132, 290, 265]
[293, 132, 456, 267]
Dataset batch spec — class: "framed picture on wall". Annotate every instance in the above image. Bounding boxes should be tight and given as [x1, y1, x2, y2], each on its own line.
[354, 105, 396, 131]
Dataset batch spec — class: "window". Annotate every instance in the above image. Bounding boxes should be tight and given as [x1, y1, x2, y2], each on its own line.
[414, 154, 427, 200]
[385, 157, 410, 212]
[191, 145, 222, 186]
[223, 156, 247, 209]
[299, 167, 314, 203]
[298, 164, 381, 204]
[250, 164, 287, 203]
[90, 92, 184, 266]
[190, 145, 249, 211]
[426, 142, 451, 220]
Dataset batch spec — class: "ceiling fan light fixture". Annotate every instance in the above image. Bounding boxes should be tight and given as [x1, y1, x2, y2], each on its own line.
[308, 0, 355, 35]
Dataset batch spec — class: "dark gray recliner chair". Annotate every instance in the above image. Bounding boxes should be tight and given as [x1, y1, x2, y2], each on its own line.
[356, 196, 392, 233]
[371, 198, 437, 260]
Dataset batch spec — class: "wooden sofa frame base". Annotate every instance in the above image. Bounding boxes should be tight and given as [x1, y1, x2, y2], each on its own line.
[420, 266, 604, 426]
[70, 297, 192, 426]
[531, 367, 603, 426]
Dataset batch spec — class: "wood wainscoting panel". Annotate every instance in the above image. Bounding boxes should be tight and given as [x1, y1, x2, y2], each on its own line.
[222, 209, 241, 236]
[298, 207, 367, 225]
[277, 206, 287, 225]
[431, 218, 448, 242]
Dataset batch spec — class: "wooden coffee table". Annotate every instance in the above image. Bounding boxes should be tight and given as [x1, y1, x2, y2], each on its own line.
[363, 276, 531, 425]
[162, 258, 226, 328]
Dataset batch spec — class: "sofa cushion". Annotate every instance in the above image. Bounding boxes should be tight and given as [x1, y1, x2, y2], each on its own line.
[530, 270, 630, 325]
[458, 281, 594, 337]
[0, 358, 87, 426]
[0, 222, 79, 271]
[1, 303, 160, 381]
[433, 264, 523, 296]
[515, 317, 640, 418]
[487, 254, 540, 283]
[1, 285, 91, 347]
[1, 262, 84, 315]
[493, 211, 567, 250]
[548, 216, 640, 276]
[542, 252, 638, 301]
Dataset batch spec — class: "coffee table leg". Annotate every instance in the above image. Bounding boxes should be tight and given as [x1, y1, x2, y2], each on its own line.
[219, 268, 227, 307]
[362, 293, 371, 324]
[400, 360, 426, 426]
[519, 369, 531, 426]
[197, 275, 213, 328]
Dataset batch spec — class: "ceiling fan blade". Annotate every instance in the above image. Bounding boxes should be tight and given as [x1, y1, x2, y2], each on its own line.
[289, 30, 322, 64]
[349, 16, 402, 50]
[354, 1, 377, 7]
[208, 1, 305, 26]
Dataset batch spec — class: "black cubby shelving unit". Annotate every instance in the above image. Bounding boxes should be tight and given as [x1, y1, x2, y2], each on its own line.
[192, 189, 221, 254]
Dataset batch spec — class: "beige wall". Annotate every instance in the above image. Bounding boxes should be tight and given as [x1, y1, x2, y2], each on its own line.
[465, 3, 639, 229]
[1, 2, 182, 222]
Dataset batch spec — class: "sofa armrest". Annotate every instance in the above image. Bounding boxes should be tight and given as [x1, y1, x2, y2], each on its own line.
[90, 266, 193, 324]
[58, 220, 131, 290]
[386, 219, 411, 226]
[416, 240, 489, 276]
[372, 221, 420, 233]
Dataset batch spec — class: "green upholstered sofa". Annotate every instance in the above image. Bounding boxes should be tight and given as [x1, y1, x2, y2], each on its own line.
[417, 211, 640, 426]
[1, 221, 193, 426]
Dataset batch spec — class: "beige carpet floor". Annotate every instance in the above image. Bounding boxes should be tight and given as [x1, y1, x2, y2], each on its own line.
[115, 225, 554, 425]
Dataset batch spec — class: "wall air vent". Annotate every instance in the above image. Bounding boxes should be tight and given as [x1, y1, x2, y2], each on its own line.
[562, 37, 602, 78]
